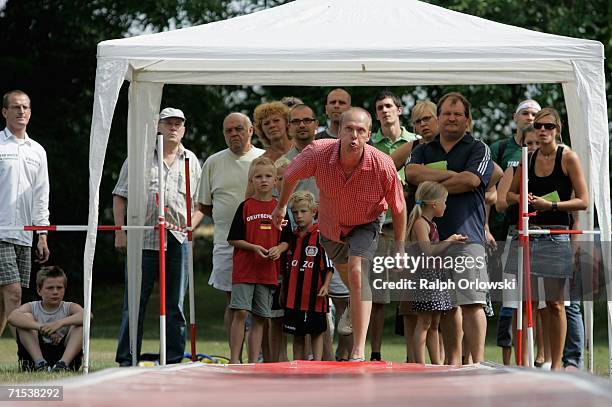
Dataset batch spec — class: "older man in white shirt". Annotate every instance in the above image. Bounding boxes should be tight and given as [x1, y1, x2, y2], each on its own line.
[196, 112, 264, 347]
[0, 90, 50, 337]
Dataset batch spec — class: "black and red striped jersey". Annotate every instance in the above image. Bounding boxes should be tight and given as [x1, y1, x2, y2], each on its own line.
[284, 223, 333, 313]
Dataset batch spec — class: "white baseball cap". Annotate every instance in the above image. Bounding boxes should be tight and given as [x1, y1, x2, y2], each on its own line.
[159, 107, 186, 121]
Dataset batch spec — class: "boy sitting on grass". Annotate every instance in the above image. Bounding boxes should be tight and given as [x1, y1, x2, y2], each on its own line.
[227, 157, 289, 363]
[8, 266, 84, 372]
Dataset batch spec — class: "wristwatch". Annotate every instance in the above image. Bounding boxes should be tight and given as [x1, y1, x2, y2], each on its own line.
[551, 202, 558, 211]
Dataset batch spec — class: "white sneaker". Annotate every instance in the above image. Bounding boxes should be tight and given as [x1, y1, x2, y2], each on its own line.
[337, 306, 352, 336]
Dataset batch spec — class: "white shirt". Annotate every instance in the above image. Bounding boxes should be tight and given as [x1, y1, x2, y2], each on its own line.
[198, 146, 264, 244]
[0, 128, 50, 247]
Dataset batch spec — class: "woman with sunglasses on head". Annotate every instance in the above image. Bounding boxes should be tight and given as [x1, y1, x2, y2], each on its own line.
[506, 107, 588, 370]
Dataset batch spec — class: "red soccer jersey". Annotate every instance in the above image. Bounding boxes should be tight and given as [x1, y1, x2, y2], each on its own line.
[285, 223, 334, 313]
[228, 198, 282, 285]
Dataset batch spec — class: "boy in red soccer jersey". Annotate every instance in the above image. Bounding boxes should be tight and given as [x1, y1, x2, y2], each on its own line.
[227, 157, 288, 364]
[281, 191, 333, 361]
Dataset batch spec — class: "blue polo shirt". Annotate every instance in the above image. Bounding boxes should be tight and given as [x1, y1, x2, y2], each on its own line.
[409, 133, 492, 242]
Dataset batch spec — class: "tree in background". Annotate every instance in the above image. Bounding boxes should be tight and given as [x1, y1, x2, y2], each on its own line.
[0, 0, 609, 288]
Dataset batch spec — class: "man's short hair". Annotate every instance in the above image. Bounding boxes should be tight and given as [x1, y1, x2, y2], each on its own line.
[339, 107, 372, 130]
[36, 266, 67, 290]
[411, 100, 437, 125]
[290, 104, 316, 117]
[224, 112, 252, 128]
[3, 90, 29, 108]
[327, 88, 352, 105]
[437, 92, 471, 119]
[248, 156, 277, 179]
[253, 101, 291, 145]
[373, 90, 402, 109]
[515, 99, 541, 115]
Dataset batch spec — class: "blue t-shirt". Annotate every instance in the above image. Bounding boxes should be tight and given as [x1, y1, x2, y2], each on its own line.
[409, 134, 492, 242]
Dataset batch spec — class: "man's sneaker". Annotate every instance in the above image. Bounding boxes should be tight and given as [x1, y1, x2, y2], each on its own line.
[50, 360, 70, 372]
[34, 360, 49, 372]
[337, 306, 352, 336]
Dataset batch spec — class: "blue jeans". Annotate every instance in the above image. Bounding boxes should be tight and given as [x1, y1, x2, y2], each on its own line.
[563, 300, 584, 369]
[115, 235, 188, 365]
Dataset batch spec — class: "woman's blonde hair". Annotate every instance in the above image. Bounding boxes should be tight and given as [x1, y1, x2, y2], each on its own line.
[406, 181, 448, 239]
[253, 101, 291, 145]
[410, 100, 437, 126]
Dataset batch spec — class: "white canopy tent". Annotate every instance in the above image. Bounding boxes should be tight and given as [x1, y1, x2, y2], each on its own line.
[86, 0, 610, 373]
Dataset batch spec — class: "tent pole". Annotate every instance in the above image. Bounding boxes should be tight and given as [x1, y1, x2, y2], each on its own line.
[516, 159, 524, 366]
[521, 147, 535, 367]
[185, 158, 197, 361]
[157, 132, 167, 366]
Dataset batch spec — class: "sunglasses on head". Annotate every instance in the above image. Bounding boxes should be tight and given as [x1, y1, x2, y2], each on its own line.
[533, 122, 557, 130]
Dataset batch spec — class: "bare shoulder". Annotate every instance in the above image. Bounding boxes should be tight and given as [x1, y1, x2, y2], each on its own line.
[560, 146, 581, 174]
[561, 147, 580, 164]
[68, 302, 84, 314]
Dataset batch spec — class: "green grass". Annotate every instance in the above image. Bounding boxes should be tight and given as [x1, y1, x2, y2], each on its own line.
[1, 269, 611, 382]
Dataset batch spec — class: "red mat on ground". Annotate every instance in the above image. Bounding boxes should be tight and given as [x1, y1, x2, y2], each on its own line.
[13, 361, 612, 407]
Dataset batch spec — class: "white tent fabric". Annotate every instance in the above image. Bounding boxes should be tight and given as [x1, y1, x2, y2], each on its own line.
[86, 0, 610, 373]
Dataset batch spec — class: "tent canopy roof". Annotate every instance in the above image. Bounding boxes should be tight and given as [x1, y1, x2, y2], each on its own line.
[98, 0, 603, 78]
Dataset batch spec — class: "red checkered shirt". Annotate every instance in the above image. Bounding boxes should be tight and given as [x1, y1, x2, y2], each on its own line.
[284, 139, 405, 242]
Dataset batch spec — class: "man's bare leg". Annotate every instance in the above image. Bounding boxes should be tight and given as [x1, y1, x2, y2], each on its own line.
[369, 303, 385, 360]
[440, 307, 462, 365]
[2, 283, 22, 337]
[0, 292, 6, 337]
[346, 255, 371, 360]
[462, 304, 486, 363]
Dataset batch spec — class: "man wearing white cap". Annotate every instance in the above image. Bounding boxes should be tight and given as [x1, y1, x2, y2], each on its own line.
[114, 107, 202, 366]
[490, 99, 541, 170]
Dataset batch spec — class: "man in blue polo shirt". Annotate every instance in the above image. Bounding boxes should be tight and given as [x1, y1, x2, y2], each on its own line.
[406, 92, 493, 365]
[370, 91, 418, 362]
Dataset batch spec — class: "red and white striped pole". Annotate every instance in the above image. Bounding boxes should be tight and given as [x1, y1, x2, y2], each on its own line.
[516, 145, 535, 367]
[521, 146, 535, 368]
[185, 158, 197, 361]
[516, 158, 524, 366]
[157, 133, 167, 366]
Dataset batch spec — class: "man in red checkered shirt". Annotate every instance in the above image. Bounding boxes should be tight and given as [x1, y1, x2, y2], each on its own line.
[272, 107, 406, 361]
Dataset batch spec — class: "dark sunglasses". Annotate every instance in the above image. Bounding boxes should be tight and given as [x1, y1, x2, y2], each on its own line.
[533, 122, 557, 130]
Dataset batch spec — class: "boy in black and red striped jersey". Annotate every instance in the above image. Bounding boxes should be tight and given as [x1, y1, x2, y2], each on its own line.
[227, 157, 289, 364]
[281, 191, 333, 361]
